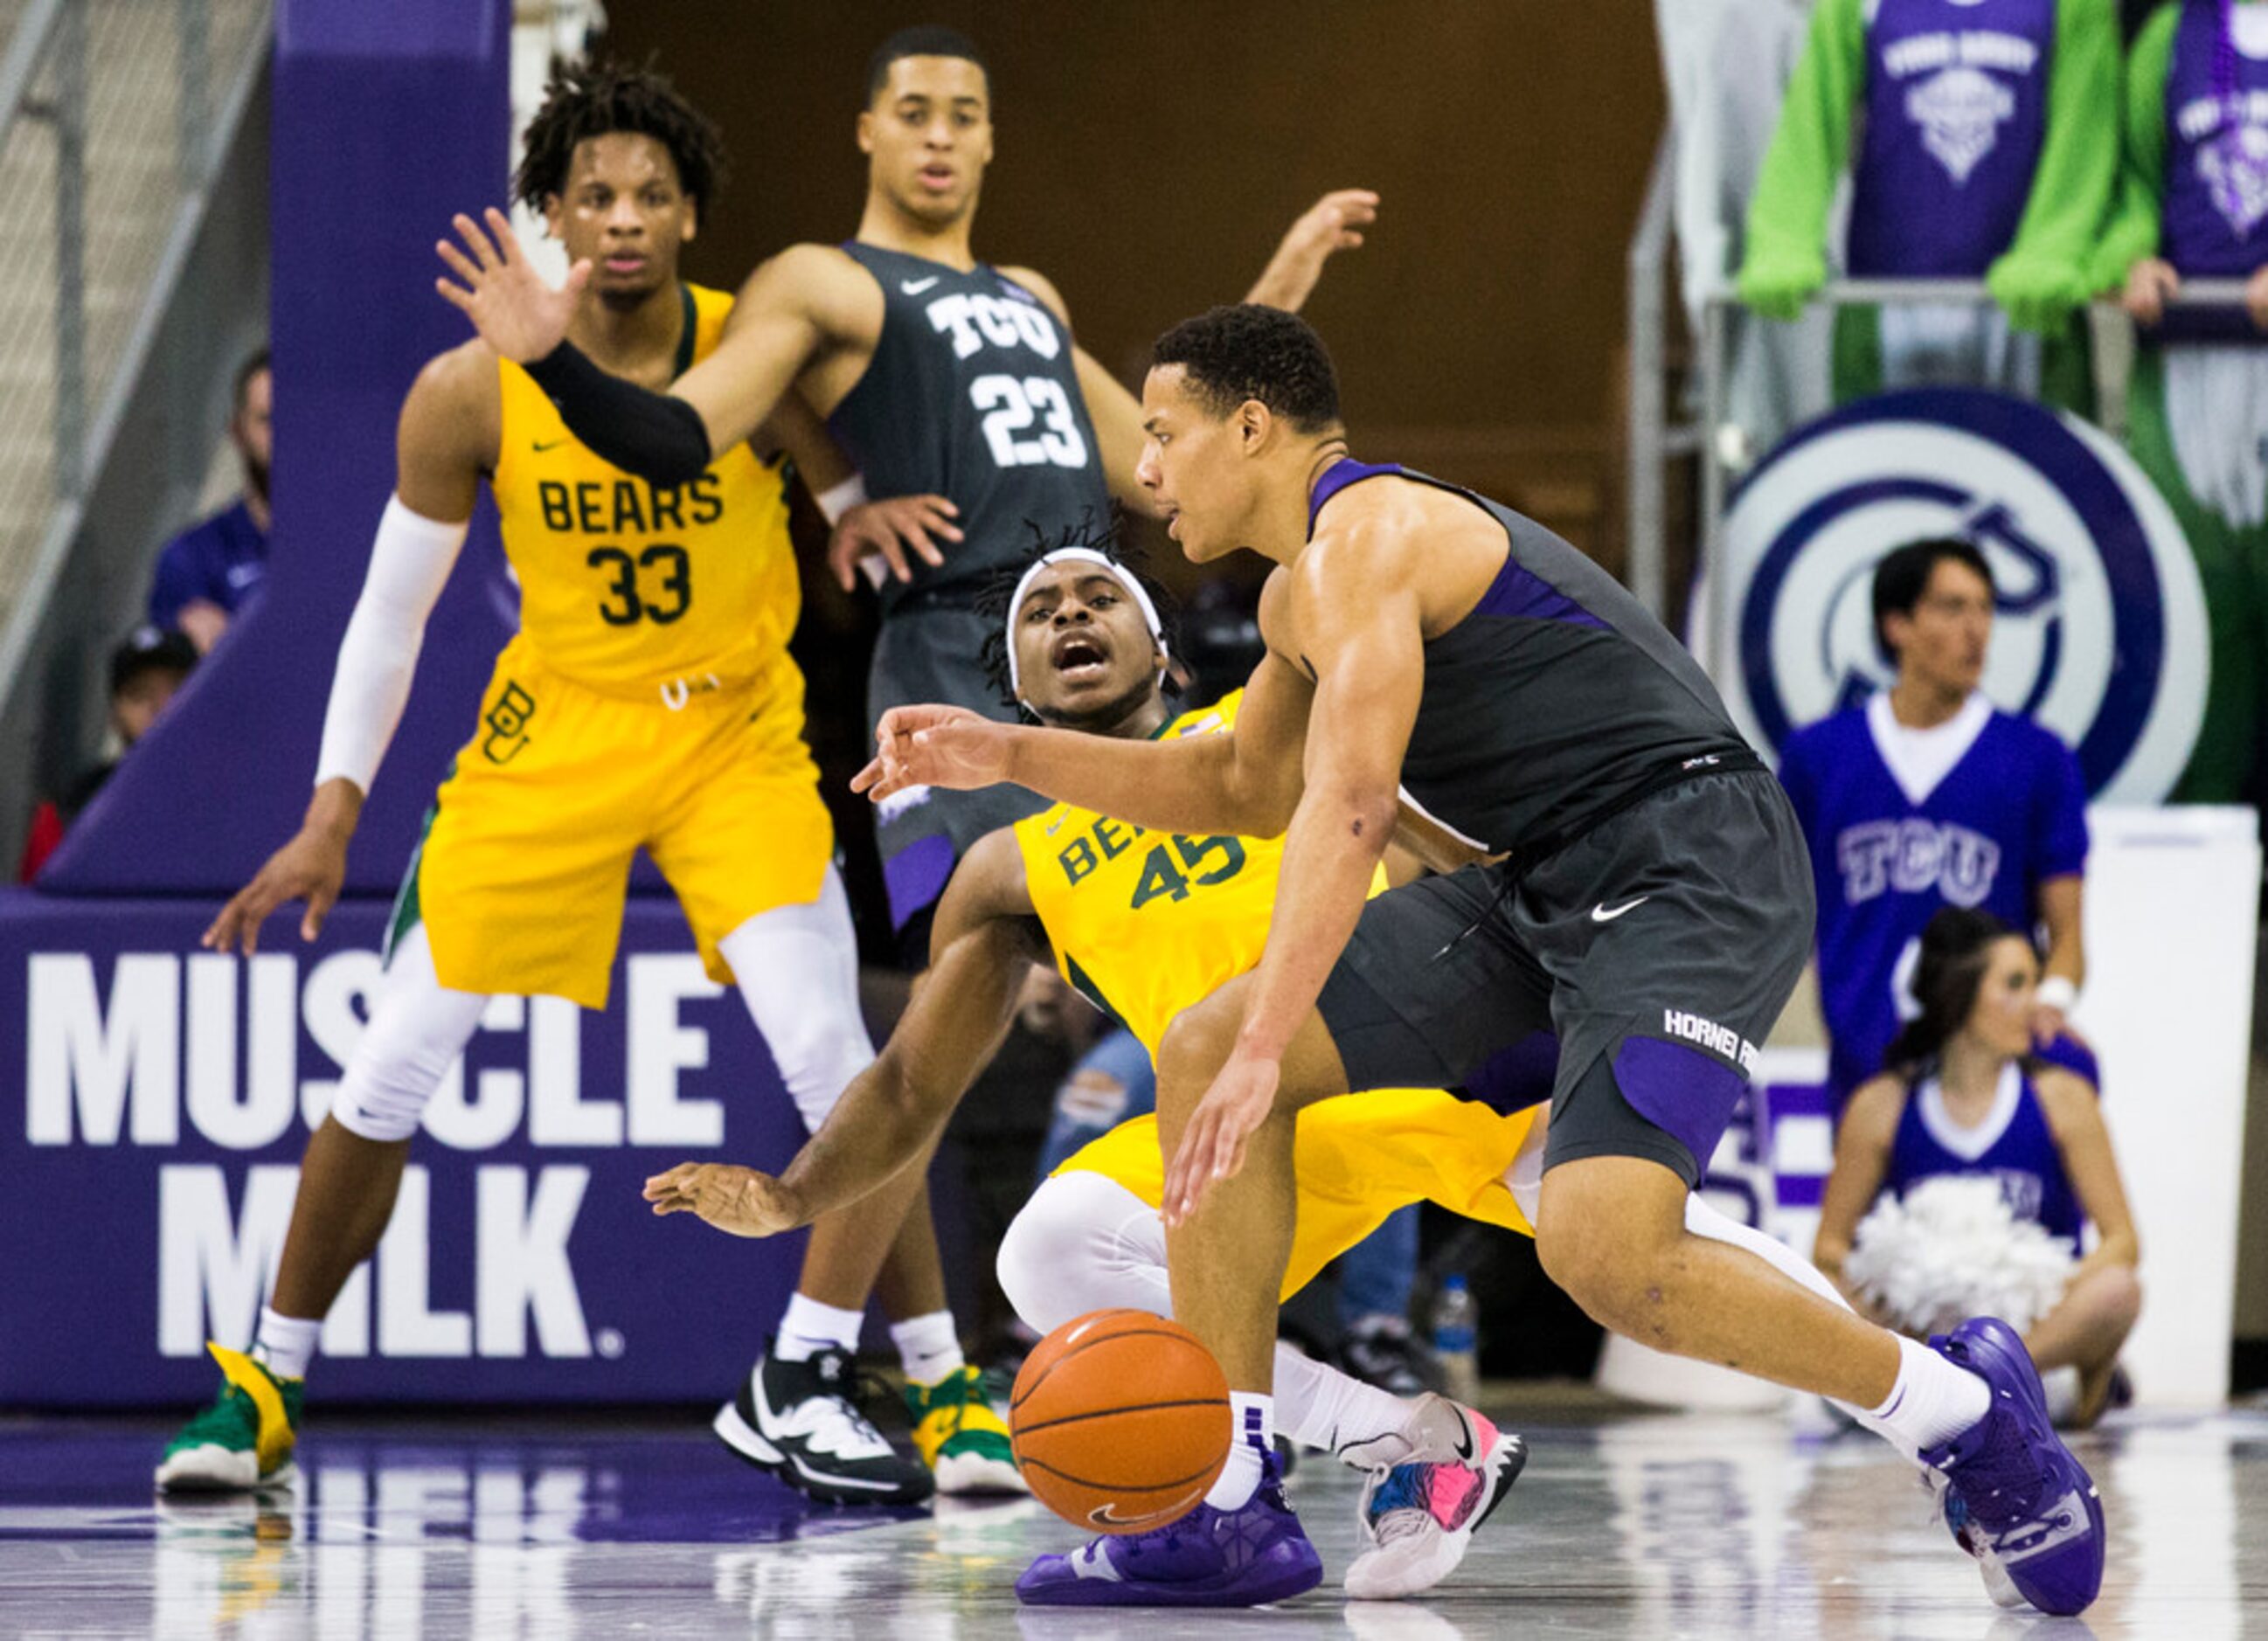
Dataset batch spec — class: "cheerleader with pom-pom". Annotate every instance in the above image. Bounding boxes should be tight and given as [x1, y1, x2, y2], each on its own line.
[1814, 907, 2141, 1429]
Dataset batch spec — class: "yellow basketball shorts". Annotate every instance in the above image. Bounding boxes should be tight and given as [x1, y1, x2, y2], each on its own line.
[402, 637, 833, 1009]
[1056, 1089, 1536, 1301]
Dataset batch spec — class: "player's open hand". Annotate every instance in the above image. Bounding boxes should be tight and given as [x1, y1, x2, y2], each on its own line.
[2122, 258, 2181, 326]
[435, 207, 586, 363]
[851, 704, 1015, 800]
[1248, 189, 1379, 312]
[642, 1163, 807, 1238]
[1162, 1051, 1281, 1227]
[828, 494, 963, 592]
[203, 823, 351, 956]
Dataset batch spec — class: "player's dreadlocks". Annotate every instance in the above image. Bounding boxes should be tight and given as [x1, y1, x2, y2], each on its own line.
[513, 59, 730, 216]
[976, 510, 1183, 715]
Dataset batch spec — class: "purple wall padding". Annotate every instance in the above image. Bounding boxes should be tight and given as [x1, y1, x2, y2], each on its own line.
[40, 0, 519, 897]
[0, 894, 812, 1405]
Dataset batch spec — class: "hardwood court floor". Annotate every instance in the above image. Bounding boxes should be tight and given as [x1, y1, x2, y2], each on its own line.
[1, 1395, 2260, 1638]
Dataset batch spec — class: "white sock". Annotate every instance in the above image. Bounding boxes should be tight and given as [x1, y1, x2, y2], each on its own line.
[890, 1311, 966, 1385]
[775, 1292, 865, 1363]
[2041, 1365, 2081, 1427]
[1854, 1334, 1993, 1457]
[252, 1306, 320, 1381]
[1274, 1345, 1411, 1460]
[1204, 1391, 1274, 1510]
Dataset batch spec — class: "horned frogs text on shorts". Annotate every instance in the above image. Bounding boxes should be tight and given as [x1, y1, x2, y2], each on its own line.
[400, 284, 833, 1010]
[1010, 690, 1536, 1289]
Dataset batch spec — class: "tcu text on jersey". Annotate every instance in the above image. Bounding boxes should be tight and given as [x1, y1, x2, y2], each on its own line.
[1835, 818, 2002, 908]
[924, 288, 1088, 472]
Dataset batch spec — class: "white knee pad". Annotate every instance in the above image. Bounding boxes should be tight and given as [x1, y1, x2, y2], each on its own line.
[328, 924, 489, 1143]
[996, 1170, 1172, 1334]
[718, 868, 877, 1136]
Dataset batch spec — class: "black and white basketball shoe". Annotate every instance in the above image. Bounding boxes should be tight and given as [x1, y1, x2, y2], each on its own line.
[713, 1343, 934, 1506]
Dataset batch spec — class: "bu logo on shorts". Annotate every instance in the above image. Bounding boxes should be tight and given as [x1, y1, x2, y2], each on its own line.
[482, 681, 536, 765]
[1705, 388, 2209, 804]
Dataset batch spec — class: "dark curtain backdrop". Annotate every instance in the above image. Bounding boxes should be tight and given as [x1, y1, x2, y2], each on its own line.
[601, 1, 1667, 569]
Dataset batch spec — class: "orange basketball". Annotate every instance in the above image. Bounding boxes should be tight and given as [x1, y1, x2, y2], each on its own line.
[1009, 1309, 1232, 1534]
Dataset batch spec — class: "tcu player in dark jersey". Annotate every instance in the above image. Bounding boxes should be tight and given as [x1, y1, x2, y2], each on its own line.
[436, 24, 1375, 953]
[1776, 538, 2091, 1117]
[856, 306, 2106, 1616]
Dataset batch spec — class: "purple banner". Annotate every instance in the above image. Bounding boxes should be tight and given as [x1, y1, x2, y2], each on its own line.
[0, 891, 813, 1407]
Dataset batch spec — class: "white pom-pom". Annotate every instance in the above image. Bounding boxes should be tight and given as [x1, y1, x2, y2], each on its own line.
[1843, 1174, 2076, 1338]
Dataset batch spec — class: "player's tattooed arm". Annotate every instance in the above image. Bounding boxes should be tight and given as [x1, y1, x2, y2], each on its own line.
[644, 831, 1048, 1237]
[856, 652, 1309, 841]
[1162, 528, 1421, 1220]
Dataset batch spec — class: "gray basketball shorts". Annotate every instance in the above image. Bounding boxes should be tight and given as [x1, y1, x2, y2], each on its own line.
[1314, 768, 1814, 1187]
[868, 599, 1047, 933]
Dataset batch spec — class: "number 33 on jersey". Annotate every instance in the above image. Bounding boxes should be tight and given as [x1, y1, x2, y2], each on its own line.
[492, 282, 798, 698]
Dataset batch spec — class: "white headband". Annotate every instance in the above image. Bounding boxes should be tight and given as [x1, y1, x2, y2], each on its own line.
[1004, 546, 1169, 698]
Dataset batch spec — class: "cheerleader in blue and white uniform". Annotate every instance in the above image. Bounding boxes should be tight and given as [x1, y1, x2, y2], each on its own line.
[1815, 908, 2141, 1428]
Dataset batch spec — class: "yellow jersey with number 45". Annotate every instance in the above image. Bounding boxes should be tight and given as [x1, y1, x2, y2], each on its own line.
[490, 283, 795, 701]
[1013, 690, 1389, 1053]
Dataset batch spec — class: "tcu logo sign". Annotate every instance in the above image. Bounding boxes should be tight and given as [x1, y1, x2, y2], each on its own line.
[1709, 388, 2208, 802]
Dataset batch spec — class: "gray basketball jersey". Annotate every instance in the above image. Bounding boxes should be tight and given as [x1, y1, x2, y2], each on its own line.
[829, 244, 1109, 612]
[1307, 460, 1751, 858]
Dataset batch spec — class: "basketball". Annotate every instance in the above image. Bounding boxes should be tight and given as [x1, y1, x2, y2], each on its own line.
[1009, 1309, 1232, 1534]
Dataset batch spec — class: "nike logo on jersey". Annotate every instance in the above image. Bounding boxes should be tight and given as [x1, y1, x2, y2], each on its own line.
[532, 438, 567, 453]
[900, 276, 941, 294]
[1591, 896, 1650, 923]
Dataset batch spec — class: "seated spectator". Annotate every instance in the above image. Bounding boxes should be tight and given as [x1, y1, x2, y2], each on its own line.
[19, 627, 198, 881]
[148, 348, 271, 653]
[1814, 908, 2140, 1428]
[1776, 537, 2092, 1119]
[1737, 0, 2116, 409]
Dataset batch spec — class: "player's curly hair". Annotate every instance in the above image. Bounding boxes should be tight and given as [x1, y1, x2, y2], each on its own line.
[976, 510, 1183, 713]
[1152, 303, 1342, 433]
[513, 59, 729, 216]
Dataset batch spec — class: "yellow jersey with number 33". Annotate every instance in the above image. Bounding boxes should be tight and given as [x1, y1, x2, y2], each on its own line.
[1014, 690, 1391, 1053]
[490, 283, 795, 699]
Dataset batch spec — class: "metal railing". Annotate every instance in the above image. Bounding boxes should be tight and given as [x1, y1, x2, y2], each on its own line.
[0, 0, 270, 629]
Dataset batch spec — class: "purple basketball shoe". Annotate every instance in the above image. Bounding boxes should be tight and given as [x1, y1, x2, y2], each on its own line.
[1015, 1450, 1323, 1608]
[1922, 1317, 2105, 1617]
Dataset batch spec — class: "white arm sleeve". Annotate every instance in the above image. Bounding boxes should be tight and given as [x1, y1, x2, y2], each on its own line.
[312, 495, 469, 793]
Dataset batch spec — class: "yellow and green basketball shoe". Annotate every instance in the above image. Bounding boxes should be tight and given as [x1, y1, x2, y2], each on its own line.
[155, 1344, 303, 1493]
[906, 1365, 1027, 1496]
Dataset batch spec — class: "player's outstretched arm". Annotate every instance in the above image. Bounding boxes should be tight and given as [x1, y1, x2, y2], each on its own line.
[854, 647, 1311, 836]
[1027, 191, 1377, 512]
[205, 346, 489, 956]
[437, 211, 836, 483]
[1162, 533, 1421, 1222]
[644, 832, 1045, 1237]
[1242, 189, 1379, 313]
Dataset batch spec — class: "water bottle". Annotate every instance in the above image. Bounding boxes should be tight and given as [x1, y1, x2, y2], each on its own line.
[1431, 1273, 1481, 1406]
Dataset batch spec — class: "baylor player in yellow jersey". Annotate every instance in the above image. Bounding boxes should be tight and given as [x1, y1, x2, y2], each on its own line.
[643, 542, 1545, 1600]
[159, 62, 1018, 1508]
